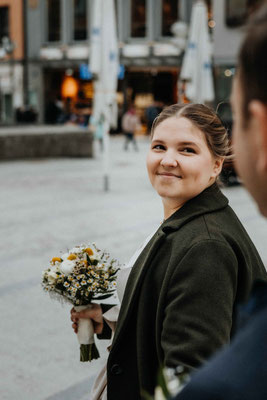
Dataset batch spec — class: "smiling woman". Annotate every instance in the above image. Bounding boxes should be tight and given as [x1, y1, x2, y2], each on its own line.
[147, 104, 227, 219]
[147, 104, 229, 219]
[71, 103, 266, 400]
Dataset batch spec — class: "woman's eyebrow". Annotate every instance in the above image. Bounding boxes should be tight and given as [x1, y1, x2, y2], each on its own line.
[151, 139, 200, 147]
[179, 141, 197, 145]
[151, 139, 165, 144]
[178, 141, 200, 148]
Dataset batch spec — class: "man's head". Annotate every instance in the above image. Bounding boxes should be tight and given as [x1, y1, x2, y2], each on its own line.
[231, 2, 267, 216]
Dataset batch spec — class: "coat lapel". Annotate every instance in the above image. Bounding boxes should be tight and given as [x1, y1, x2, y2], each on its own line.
[111, 229, 166, 350]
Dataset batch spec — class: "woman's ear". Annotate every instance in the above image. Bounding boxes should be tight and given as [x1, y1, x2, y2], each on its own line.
[249, 101, 267, 173]
[212, 157, 224, 178]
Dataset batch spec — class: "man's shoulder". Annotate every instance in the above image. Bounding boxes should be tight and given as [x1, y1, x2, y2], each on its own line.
[176, 287, 267, 400]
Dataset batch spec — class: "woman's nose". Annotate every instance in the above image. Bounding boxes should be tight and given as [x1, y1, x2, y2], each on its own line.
[160, 152, 178, 167]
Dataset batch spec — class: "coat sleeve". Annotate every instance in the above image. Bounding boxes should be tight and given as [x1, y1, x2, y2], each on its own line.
[161, 239, 238, 371]
[97, 304, 120, 340]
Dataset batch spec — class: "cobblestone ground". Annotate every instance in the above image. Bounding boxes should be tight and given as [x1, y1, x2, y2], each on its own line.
[0, 135, 266, 400]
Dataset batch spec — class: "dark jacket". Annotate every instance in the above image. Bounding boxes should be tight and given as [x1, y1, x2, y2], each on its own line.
[106, 184, 266, 399]
[175, 280, 267, 400]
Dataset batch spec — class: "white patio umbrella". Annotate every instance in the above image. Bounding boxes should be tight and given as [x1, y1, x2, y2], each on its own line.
[90, 0, 119, 191]
[179, 0, 214, 103]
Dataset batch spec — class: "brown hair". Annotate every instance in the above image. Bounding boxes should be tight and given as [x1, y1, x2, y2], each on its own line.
[238, 1, 267, 123]
[151, 103, 230, 160]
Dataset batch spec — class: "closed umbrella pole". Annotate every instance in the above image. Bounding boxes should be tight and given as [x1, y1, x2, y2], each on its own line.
[179, 0, 214, 104]
[90, 0, 119, 191]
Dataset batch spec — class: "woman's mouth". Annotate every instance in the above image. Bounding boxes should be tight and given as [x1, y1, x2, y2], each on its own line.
[157, 172, 182, 178]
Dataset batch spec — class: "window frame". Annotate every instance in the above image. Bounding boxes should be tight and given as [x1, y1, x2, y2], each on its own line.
[44, 0, 63, 44]
[127, 0, 149, 41]
[0, 6, 10, 43]
[71, 0, 89, 43]
[159, 0, 180, 39]
[225, 0, 248, 28]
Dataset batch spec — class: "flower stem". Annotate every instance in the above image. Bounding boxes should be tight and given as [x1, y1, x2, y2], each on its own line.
[80, 343, 100, 362]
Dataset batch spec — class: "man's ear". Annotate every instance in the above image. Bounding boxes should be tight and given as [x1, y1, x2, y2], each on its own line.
[249, 101, 267, 172]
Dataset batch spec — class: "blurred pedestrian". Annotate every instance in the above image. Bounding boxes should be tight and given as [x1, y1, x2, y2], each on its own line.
[70, 103, 266, 400]
[174, 3, 267, 400]
[145, 100, 164, 135]
[121, 105, 141, 151]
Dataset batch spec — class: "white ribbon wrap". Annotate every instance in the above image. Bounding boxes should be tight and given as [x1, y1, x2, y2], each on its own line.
[74, 305, 95, 345]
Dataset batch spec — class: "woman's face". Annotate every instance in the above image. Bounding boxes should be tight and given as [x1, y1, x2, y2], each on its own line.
[146, 116, 222, 216]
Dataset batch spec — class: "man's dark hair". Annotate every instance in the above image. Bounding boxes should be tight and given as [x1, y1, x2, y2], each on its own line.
[238, 1, 267, 121]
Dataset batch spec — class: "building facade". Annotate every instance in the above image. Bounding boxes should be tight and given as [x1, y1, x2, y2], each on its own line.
[0, 0, 24, 124]
[0, 0, 261, 125]
[26, 0, 193, 125]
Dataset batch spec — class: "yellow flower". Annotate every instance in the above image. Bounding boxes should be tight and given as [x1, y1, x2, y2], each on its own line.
[85, 248, 94, 256]
[51, 257, 62, 264]
[67, 254, 77, 260]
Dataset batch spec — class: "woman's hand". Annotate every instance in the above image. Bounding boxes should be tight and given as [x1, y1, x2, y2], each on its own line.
[70, 304, 104, 334]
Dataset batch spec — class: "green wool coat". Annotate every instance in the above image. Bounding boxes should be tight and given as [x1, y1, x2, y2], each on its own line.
[106, 183, 266, 399]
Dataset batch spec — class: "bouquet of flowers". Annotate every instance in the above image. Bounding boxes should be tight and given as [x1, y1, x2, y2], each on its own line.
[42, 243, 120, 362]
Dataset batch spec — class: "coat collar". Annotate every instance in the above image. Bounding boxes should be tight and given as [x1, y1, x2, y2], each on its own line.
[110, 183, 228, 352]
[160, 183, 228, 234]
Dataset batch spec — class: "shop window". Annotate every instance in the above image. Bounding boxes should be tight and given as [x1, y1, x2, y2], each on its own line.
[131, 0, 146, 38]
[162, 0, 179, 36]
[225, 0, 248, 27]
[47, 0, 61, 42]
[0, 6, 9, 42]
[73, 0, 87, 41]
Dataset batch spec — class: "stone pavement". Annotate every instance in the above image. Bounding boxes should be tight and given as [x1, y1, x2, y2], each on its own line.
[0, 135, 267, 400]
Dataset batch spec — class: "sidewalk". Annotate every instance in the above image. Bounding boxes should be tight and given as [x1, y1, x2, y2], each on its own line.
[0, 135, 266, 400]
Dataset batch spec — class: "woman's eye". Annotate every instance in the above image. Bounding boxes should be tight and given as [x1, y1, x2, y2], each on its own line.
[152, 144, 165, 150]
[182, 147, 195, 154]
